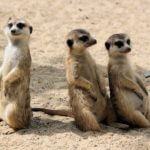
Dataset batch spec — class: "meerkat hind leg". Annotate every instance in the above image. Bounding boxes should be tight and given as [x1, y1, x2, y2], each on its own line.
[75, 108, 100, 131]
[129, 110, 150, 128]
[5, 103, 29, 130]
[144, 102, 150, 121]
[106, 107, 130, 129]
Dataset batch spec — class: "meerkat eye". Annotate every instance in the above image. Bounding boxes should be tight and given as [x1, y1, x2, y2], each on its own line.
[105, 42, 110, 50]
[127, 39, 130, 45]
[67, 39, 73, 48]
[79, 35, 89, 42]
[114, 41, 124, 48]
[17, 23, 26, 29]
[8, 23, 13, 28]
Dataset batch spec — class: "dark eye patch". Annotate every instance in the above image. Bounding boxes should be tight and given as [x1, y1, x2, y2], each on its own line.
[17, 23, 26, 29]
[114, 41, 124, 48]
[127, 39, 130, 45]
[8, 23, 13, 28]
[105, 42, 110, 50]
[67, 39, 73, 48]
[79, 35, 89, 42]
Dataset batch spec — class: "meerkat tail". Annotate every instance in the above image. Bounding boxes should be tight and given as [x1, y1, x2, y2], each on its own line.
[32, 108, 74, 117]
[144, 72, 150, 78]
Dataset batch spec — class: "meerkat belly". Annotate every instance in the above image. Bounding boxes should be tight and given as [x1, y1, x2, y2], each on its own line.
[8, 48, 20, 63]
[80, 64, 93, 81]
[2, 47, 20, 76]
[115, 88, 143, 118]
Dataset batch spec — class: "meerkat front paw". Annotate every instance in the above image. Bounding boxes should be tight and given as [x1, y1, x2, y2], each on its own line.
[84, 80, 93, 90]
[88, 83, 97, 99]
[3, 79, 10, 95]
[3, 78, 10, 89]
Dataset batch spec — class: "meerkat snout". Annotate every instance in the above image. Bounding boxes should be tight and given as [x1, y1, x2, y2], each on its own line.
[105, 33, 131, 55]
[87, 37, 97, 46]
[11, 29, 17, 34]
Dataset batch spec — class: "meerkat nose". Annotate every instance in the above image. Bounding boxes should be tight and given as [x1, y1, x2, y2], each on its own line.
[126, 47, 131, 52]
[93, 39, 97, 44]
[11, 29, 16, 34]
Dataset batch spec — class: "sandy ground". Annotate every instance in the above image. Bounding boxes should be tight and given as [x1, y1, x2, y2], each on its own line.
[1, 0, 150, 149]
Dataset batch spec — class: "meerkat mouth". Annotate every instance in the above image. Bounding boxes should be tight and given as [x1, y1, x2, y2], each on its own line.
[11, 33, 21, 36]
[120, 48, 131, 53]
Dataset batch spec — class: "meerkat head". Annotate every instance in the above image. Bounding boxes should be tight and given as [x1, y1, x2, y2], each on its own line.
[5, 17, 33, 42]
[105, 33, 131, 56]
[66, 29, 97, 54]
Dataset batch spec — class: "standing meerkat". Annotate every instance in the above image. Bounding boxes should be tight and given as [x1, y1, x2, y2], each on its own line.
[105, 33, 150, 128]
[0, 17, 33, 130]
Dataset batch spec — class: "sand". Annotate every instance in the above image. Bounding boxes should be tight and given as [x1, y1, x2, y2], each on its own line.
[0, 0, 150, 149]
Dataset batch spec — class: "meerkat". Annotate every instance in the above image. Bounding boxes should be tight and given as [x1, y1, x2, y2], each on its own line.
[33, 29, 107, 131]
[105, 33, 150, 128]
[65, 29, 107, 131]
[32, 29, 128, 131]
[66, 29, 131, 131]
[0, 17, 33, 130]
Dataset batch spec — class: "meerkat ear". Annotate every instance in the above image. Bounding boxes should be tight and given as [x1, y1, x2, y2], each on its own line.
[67, 39, 73, 48]
[105, 42, 110, 50]
[8, 17, 12, 22]
[29, 26, 33, 34]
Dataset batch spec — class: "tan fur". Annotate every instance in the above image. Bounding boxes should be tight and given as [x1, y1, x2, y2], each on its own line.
[106, 33, 150, 128]
[32, 30, 128, 131]
[65, 29, 124, 131]
[0, 17, 32, 130]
